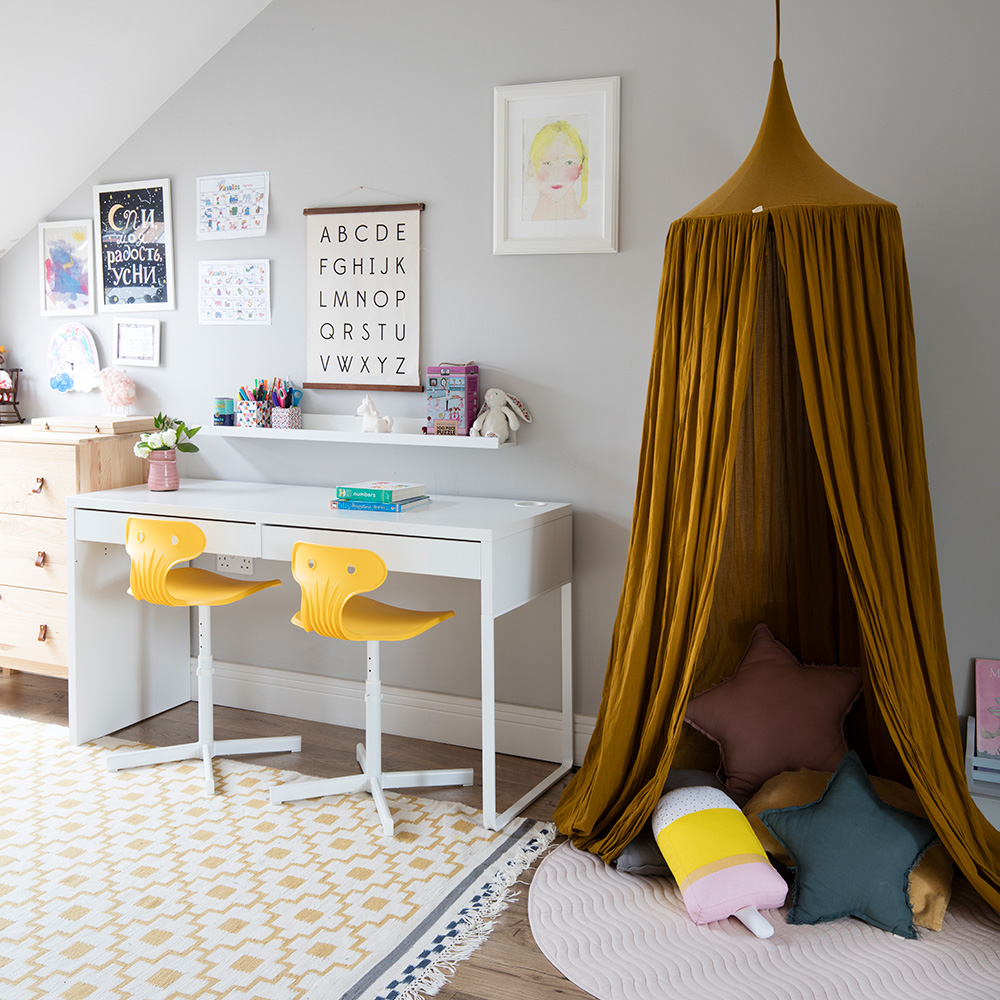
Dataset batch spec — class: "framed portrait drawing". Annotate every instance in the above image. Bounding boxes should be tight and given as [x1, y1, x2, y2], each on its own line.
[494, 76, 619, 255]
[93, 178, 175, 311]
[38, 220, 95, 316]
[112, 318, 161, 367]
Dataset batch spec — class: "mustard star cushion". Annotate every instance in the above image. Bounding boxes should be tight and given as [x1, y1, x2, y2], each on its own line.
[684, 623, 862, 798]
[759, 751, 938, 938]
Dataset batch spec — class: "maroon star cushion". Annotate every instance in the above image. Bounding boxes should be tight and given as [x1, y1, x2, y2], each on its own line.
[684, 624, 862, 799]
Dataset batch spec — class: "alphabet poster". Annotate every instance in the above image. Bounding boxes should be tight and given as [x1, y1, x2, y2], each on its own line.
[93, 179, 174, 311]
[304, 203, 422, 389]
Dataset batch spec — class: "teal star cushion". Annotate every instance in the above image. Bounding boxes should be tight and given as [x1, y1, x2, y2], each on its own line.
[759, 751, 938, 939]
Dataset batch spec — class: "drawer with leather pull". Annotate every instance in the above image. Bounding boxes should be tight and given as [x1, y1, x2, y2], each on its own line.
[0, 441, 78, 518]
[0, 425, 147, 678]
[0, 585, 68, 677]
[0, 513, 68, 592]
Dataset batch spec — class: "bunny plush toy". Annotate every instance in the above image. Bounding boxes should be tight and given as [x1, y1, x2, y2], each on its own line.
[470, 388, 531, 444]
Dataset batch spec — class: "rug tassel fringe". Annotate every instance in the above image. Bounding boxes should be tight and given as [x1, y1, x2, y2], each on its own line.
[390, 834, 552, 1000]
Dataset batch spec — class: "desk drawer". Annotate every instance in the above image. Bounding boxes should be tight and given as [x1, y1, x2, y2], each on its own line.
[73, 508, 261, 556]
[260, 524, 480, 579]
[0, 585, 68, 676]
[0, 442, 77, 517]
[0, 514, 68, 592]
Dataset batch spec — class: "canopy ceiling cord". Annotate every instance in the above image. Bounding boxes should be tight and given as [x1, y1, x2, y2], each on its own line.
[553, 0, 1000, 914]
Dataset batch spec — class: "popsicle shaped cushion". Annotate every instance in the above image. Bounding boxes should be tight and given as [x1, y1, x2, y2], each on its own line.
[652, 785, 788, 937]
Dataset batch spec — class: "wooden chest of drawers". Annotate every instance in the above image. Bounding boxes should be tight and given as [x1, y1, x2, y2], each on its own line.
[0, 425, 147, 677]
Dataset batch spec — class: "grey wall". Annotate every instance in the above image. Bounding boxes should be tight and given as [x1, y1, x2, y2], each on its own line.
[1, 0, 997, 718]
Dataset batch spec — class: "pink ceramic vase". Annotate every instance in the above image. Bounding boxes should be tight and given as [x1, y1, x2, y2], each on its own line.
[147, 449, 179, 491]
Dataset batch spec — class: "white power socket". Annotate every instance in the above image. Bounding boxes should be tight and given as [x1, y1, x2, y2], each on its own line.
[217, 554, 254, 576]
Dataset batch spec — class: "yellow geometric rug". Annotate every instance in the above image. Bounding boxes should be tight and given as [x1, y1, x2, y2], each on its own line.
[0, 715, 554, 1000]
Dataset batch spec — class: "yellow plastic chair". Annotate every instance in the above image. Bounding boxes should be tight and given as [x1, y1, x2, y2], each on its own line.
[106, 518, 302, 794]
[270, 543, 474, 836]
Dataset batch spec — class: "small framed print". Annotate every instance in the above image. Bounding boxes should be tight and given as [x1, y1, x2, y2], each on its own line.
[494, 76, 619, 254]
[39, 219, 95, 316]
[112, 318, 161, 367]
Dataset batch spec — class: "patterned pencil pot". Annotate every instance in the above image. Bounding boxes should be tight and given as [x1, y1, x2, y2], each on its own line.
[237, 401, 270, 427]
[270, 406, 302, 429]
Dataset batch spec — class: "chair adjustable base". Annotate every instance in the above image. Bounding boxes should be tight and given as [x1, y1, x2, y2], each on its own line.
[270, 742, 474, 837]
[105, 599, 301, 797]
[107, 735, 303, 797]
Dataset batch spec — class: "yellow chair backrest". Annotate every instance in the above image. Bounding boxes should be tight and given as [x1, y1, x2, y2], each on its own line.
[126, 518, 207, 607]
[291, 543, 387, 639]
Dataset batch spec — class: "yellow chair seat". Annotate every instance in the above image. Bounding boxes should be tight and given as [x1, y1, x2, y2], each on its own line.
[289, 543, 454, 641]
[292, 595, 453, 642]
[166, 566, 280, 606]
[125, 518, 281, 607]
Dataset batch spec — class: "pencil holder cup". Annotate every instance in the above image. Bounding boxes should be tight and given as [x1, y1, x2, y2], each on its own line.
[270, 406, 302, 430]
[237, 400, 270, 427]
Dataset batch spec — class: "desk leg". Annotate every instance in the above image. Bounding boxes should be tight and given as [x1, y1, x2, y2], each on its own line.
[481, 611, 499, 830]
[481, 581, 574, 832]
[560, 581, 574, 766]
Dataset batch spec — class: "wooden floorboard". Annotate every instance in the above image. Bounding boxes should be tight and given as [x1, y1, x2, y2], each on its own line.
[0, 671, 593, 1000]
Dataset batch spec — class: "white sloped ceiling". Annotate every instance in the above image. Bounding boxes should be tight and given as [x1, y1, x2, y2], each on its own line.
[0, 0, 273, 258]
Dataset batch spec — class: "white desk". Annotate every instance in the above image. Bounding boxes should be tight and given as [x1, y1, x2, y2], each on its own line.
[66, 479, 573, 829]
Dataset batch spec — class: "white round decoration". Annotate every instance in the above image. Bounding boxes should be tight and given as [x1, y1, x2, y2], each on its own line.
[48, 323, 101, 392]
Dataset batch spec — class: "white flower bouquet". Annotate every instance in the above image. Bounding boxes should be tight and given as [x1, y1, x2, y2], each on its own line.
[134, 412, 201, 458]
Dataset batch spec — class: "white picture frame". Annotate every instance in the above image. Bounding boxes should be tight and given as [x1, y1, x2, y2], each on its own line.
[112, 318, 161, 367]
[93, 178, 175, 311]
[38, 219, 95, 316]
[494, 76, 619, 255]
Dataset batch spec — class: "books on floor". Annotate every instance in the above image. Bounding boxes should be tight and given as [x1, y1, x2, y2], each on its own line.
[335, 480, 425, 502]
[330, 494, 430, 513]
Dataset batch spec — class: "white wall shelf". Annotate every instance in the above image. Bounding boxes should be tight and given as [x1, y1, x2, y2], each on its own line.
[201, 413, 510, 449]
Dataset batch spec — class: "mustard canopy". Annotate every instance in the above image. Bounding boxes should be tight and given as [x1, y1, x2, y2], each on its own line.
[554, 56, 1000, 914]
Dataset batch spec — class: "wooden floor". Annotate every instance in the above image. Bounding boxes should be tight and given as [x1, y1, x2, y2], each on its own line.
[0, 671, 594, 1000]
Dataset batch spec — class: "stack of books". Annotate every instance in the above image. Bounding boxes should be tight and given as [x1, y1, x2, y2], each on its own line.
[330, 480, 430, 512]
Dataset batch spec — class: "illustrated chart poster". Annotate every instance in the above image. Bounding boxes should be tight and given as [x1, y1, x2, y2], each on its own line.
[93, 179, 174, 311]
[197, 171, 269, 239]
[304, 204, 422, 389]
[198, 259, 271, 325]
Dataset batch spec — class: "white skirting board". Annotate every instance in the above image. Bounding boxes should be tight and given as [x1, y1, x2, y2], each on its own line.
[202, 658, 595, 766]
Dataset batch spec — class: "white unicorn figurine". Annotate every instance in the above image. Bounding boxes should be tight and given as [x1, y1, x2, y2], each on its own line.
[357, 393, 393, 433]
